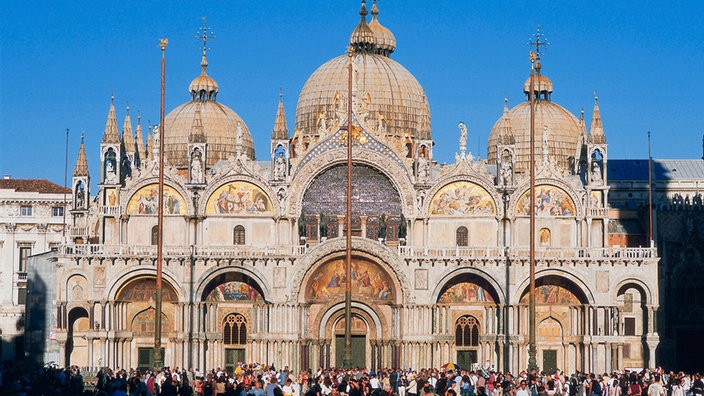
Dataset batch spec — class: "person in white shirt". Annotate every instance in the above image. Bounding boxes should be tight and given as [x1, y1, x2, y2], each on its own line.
[516, 380, 531, 396]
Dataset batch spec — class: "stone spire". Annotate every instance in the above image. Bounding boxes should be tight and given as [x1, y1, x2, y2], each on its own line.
[122, 104, 135, 149]
[189, 102, 206, 143]
[146, 129, 154, 161]
[271, 91, 289, 140]
[135, 112, 147, 162]
[499, 98, 515, 144]
[102, 96, 121, 143]
[589, 94, 606, 144]
[73, 134, 89, 177]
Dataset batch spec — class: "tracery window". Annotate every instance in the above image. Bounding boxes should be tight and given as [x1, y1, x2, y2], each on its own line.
[223, 313, 247, 345]
[456, 226, 468, 247]
[234, 225, 246, 245]
[455, 315, 479, 347]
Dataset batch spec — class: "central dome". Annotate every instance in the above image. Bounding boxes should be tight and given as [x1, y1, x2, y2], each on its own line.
[295, 1, 431, 150]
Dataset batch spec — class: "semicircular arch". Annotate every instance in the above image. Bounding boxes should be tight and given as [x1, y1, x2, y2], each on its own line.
[316, 300, 385, 340]
[614, 278, 654, 304]
[425, 178, 499, 217]
[289, 237, 412, 304]
[511, 179, 583, 218]
[104, 267, 185, 302]
[122, 177, 192, 215]
[195, 265, 272, 303]
[430, 267, 504, 304]
[287, 148, 415, 218]
[202, 177, 276, 216]
[515, 269, 593, 305]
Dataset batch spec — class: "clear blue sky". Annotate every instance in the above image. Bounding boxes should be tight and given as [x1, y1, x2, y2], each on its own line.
[2, 1, 703, 187]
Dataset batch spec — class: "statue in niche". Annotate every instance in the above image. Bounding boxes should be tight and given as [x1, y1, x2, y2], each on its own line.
[319, 213, 328, 239]
[75, 182, 85, 208]
[333, 92, 345, 126]
[417, 150, 430, 180]
[499, 151, 513, 186]
[191, 149, 204, 184]
[277, 188, 286, 212]
[590, 161, 603, 184]
[274, 151, 286, 180]
[416, 190, 426, 212]
[105, 159, 118, 183]
[377, 214, 387, 240]
[458, 121, 468, 155]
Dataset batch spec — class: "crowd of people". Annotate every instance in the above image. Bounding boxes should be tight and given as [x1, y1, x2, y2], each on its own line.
[2, 360, 704, 396]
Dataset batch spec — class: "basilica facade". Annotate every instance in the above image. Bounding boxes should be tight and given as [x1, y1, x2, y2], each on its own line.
[42, 2, 659, 374]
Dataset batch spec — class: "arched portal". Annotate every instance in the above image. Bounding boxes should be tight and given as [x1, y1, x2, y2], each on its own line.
[66, 306, 90, 367]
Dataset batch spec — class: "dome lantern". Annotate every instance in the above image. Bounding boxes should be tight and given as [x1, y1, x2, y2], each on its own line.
[368, 0, 396, 56]
[350, 1, 376, 54]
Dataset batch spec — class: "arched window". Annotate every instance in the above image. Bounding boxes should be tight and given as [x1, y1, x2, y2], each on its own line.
[151, 225, 158, 245]
[234, 225, 245, 245]
[455, 315, 479, 347]
[223, 313, 247, 345]
[456, 226, 468, 247]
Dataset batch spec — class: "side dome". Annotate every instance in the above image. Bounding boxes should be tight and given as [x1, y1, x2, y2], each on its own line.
[488, 72, 581, 172]
[163, 55, 255, 169]
[294, 1, 431, 149]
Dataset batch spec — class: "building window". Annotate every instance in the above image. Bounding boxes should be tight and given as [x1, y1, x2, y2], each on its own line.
[20, 205, 33, 217]
[456, 226, 468, 247]
[19, 246, 31, 273]
[52, 207, 64, 217]
[223, 313, 247, 345]
[151, 226, 158, 245]
[18, 288, 27, 305]
[234, 225, 246, 245]
[455, 315, 479, 347]
[624, 317, 636, 336]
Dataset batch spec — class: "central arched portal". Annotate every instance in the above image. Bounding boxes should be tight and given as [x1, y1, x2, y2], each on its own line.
[306, 254, 399, 369]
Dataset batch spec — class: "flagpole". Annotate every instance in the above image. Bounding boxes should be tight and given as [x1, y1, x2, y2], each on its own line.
[154, 37, 167, 370]
[343, 45, 354, 368]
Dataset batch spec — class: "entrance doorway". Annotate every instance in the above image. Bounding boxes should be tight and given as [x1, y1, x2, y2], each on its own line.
[335, 335, 366, 368]
[225, 348, 246, 373]
[138, 347, 165, 372]
[457, 350, 477, 370]
[543, 350, 557, 374]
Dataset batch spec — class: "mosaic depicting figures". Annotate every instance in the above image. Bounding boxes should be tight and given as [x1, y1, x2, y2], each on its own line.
[515, 185, 576, 216]
[126, 184, 185, 215]
[520, 284, 580, 305]
[438, 282, 495, 303]
[206, 182, 272, 215]
[307, 258, 393, 302]
[207, 281, 263, 301]
[117, 278, 178, 302]
[429, 181, 496, 216]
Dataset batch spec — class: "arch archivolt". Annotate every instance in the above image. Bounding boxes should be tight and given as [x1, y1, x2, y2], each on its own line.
[423, 175, 503, 219]
[199, 174, 280, 218]
[430, 267, 504, 304]
[316, 301, 385, 340]
[514, 268, 595, 305]
[510, 178, 585, 218]
[289, 237, 412, 303]
[614, 277, 654, 304]
[104, 267, 184, 302]
[287, 148, 415, 218]
[120, 177, 193, 215]
[194, 265, 272, 303]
